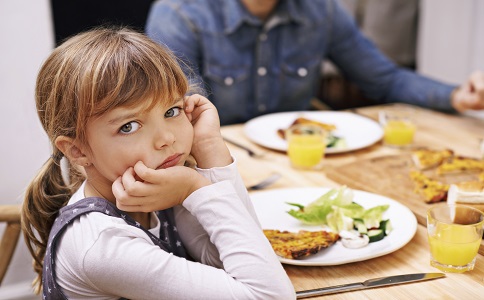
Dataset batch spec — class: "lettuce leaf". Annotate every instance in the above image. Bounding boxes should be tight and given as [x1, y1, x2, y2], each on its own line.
[286, 186, 354, 225]
[286, 186, 389, 232]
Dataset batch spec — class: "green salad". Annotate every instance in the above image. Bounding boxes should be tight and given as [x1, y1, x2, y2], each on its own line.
[286, 186, 392, 245]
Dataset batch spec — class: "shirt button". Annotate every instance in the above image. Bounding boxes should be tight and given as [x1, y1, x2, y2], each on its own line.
[257, 67, 267, 76]
[258, 104, 266, 112]
[297, 67, 308, 77]
[224, 77, 234, 86]
[259, 33, 267, 41]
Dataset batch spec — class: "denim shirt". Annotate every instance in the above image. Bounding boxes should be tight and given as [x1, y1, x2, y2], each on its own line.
[147, 0, 456, 125]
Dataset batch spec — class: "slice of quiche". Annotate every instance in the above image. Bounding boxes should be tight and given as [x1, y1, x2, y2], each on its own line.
[263, 229, 339, 259]
[409, 171, 449, 203]
[437, 156, 484, 174]
[411, 148, 454, 170]
[277, 117, 337, 139]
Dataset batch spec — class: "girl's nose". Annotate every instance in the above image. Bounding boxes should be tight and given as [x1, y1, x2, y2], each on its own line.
[154, 128, 176, 149]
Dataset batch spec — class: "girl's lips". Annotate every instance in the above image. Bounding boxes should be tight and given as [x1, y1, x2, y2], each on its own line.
[158, 154, 182, 169]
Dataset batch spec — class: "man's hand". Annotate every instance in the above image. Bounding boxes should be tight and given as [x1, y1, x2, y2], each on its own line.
[452, 71, 484, 112]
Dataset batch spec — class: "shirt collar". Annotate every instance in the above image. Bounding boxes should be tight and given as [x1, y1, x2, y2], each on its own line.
[223, 0, 305, 34]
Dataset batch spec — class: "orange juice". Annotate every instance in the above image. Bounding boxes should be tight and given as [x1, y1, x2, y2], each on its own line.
[428, 225, 481, 272]
[287, 124, 326, 169]
[427, 205, 484, 273]
[288, 135, 325, 168]
[383, 120, 415, 146]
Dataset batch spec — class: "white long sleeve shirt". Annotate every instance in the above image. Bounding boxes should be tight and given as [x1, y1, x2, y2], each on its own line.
[55, 160, 295, 299]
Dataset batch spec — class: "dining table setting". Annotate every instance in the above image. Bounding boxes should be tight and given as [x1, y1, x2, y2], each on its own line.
[221, 103, 484, 299]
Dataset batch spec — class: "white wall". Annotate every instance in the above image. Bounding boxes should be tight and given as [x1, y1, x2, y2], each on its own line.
[418, 0, 484, 84]
[0, 0, 53, 298]
[418, 0, 484, 119]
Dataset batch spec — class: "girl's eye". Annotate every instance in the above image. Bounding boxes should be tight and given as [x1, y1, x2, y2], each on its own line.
[119, 121, 140, 134]
[165, 107, 182, 118]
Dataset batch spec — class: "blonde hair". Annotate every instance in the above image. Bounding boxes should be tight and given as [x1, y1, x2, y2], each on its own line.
[21, 27, 189, 293]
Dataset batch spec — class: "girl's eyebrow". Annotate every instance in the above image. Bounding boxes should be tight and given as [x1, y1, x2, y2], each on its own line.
[107, 98, 184, 124]
[107, 111, 141, 125]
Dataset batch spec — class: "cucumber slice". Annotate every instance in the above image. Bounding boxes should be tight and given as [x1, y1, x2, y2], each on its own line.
[354, 219, 368, 234]
[379, 219, 393, 236]
[332, 137, 347, 149]
[367, 229, 384, 243]
[326, 135, 347, 149]
[326, 135, 338, 147]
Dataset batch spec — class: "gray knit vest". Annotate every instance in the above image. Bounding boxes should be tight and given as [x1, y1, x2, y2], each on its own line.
[42, 197, 187, 299]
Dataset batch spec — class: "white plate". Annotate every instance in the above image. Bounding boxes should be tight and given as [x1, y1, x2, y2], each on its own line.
[251, 187, 417, 266]
[244, 111, 383, 153]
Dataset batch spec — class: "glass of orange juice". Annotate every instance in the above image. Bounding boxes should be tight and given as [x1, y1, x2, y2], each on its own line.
[286, 124, 326, 170]
[427, 204, 484, 273]
[379, 108, 416, 148]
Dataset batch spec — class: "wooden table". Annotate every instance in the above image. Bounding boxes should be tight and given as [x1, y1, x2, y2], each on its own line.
[221, 104, 484, 299]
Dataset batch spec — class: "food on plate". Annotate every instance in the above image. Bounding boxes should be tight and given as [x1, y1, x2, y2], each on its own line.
[411, 148, 454, 170]
[285, 186, 392, 248]
[409, 171, 449, 203]
[277, 117, 346, 149]
[339, 230, 369, 249]
[408, 148, 484, 202]
[436, 156, 484, 174]
[277, 117, 336, 139]
[263, 229, 339, 259]
[447, 181, 484, 212]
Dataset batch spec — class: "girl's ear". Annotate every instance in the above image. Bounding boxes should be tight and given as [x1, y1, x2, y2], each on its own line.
[55, 136, 92, 167]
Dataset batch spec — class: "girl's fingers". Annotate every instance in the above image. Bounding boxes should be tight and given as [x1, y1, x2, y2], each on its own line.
[120, 167, 147, 197]
[133, 161, 163, 184]
[184, 96, 194, 113]
[113, 176, 148, 211]
[121, 167, 136, 187]
[112, 176, 125, 199]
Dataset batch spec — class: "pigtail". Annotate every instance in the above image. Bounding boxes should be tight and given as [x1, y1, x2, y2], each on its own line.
[21, 149, 83, 293]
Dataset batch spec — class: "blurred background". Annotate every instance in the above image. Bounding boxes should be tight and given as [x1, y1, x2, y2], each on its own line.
[0, 0, 483, 299]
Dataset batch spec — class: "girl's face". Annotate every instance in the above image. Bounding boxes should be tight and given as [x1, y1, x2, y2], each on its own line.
[84, 97, 193, 187]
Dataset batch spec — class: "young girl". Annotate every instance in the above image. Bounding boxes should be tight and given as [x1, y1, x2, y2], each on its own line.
[21, 27, 295, 299]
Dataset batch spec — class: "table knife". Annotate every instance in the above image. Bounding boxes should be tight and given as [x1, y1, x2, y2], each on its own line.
[296, 273, 445, 299]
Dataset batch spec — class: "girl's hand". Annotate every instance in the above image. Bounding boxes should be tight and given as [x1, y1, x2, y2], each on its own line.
[112, 161, 210, 212]
[184, 94, 232, 168]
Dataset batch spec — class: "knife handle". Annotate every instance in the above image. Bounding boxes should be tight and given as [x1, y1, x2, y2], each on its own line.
[296, 283, 365, 299]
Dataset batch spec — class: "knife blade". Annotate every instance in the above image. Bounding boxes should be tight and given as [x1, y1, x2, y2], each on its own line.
[296, 273, 445, 299]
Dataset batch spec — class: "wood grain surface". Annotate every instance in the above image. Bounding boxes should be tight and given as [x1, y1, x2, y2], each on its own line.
[221, 104, 484, 298]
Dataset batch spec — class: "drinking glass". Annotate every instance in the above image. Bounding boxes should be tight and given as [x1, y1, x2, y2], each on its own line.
[379, 108, 416, 148]
[286, 124, 326, 170]
[427, 204, 484, 273]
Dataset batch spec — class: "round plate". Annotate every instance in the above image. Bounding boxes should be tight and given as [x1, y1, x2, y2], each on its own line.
[244, 111, 383, 153]
[251, 187, 417, 266]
